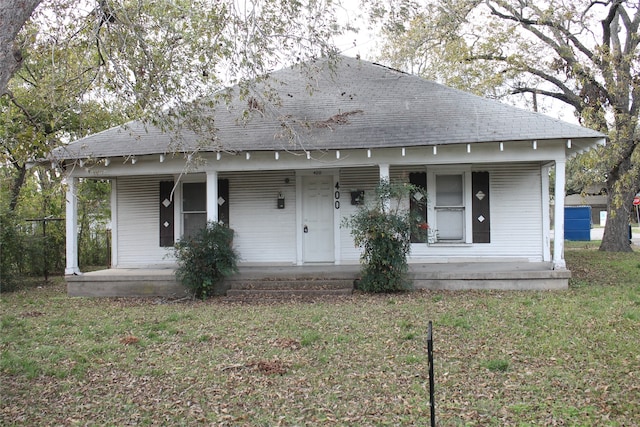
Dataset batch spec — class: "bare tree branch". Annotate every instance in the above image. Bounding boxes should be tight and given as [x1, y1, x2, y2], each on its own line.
[5, 89, 43, 132]
[510, 86, 574, 105]
[467, 53, 585, 110]
[488, 0, 599, 66]
[601, 0, 623, 50]
[486, 1, 612, 110]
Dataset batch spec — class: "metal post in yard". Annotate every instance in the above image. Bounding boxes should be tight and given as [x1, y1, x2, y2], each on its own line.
[427, 320, 435, 427]
[106, 228, 111, 267]
[43, 218, 48, 281]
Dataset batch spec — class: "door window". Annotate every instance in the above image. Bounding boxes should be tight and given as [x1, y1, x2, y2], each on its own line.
[182, 182, 206, 239]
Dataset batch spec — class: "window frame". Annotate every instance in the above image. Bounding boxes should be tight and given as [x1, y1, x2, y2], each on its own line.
[181, 180, 207, 239]
[427, 166, 473, 244]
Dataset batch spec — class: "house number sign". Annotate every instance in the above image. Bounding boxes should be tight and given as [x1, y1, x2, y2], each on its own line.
[334, 182, 340, 209]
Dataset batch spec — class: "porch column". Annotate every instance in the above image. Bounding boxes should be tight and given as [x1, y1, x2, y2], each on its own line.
[110, 179, 118, 267]
[64, 177, 80, 275]
[553, 160, 566, 269]
[379, 163, 390, 210]
[379, 163, 390, 181]
[206, 171, 218, 223]
[541, 164, 551, 262]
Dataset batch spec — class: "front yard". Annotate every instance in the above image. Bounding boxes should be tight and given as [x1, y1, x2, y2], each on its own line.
[2, 245, 639, 425]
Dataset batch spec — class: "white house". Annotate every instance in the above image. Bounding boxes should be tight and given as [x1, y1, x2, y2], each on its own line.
[50, 56, 605, 295]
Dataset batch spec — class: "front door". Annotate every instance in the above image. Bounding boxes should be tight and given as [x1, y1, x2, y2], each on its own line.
[302, 174, 334, 263]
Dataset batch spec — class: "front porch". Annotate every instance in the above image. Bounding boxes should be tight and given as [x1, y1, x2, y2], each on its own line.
[66, 262, 571, 298]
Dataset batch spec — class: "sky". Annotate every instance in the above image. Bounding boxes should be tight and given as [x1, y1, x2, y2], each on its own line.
[330, 0, 381, 60]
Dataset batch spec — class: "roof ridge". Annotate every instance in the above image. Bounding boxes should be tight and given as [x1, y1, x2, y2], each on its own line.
[370, 61, 411, 76]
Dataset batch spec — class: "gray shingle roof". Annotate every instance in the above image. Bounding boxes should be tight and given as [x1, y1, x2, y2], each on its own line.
[51, 56, 604, 160]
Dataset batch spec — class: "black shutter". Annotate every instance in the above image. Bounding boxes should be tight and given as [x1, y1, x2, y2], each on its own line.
[409, 172, 427, 243]
[159, 181, 174, 247]
[218, 179, 230, 225]
[472, 171, 490, 243]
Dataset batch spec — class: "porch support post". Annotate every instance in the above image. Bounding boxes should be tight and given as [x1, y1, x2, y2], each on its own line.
[553, 160, 566, 270]
[541, 164, 551, 262]
[206, 170, 219, 223]
[64, 177, 80, 275]
[110, 179, 118, 267]
[379, 163, 390, 210]
[379, 163, 390, 181]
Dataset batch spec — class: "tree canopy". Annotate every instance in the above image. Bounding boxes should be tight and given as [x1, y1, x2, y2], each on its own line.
[1, 0, 349, 213]
[374, 0, 639, 252]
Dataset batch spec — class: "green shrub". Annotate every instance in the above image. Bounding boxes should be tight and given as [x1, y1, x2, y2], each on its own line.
[0, 211, 22, 292]
[79, 228, 111, 268]
[342, 179, 427, 293]
[0, 210, 66, 291]
[173, 221, 239, 299]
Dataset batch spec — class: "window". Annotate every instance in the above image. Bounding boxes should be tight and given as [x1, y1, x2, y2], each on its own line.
[182, 182, 206, 239]
[426, 169, 490, 244]
[435, 174, 465, 241]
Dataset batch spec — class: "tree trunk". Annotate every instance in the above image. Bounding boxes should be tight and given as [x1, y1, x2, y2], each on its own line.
[0, 0, 42, 95]
[599, 169, 636, 253]
[8, 163, 27, 212]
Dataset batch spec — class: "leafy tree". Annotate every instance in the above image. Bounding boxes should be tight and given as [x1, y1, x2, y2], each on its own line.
[373, 0, 639, 252]
[0, 165, 66, 288]
[342, 179, 428, 293]
[1, 2, 128, 212]
[3, 0, 348, 211]
[565, 150, 608, 196]
[20, 0, 345, 137]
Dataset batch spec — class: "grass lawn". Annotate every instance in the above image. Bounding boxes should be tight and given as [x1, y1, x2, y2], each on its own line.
[2, 245, 639, 426]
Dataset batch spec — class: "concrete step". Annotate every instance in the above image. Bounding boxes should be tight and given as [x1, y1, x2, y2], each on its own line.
[224, 277, 354, 299]
[226, 287, 353, 298]
[228, 279, 355, 291]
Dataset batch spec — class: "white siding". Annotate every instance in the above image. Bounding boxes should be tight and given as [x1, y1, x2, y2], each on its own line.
[338, 167, 380, 263]
[113, 164, 544, 267]
[115, 172, 297, 267]
[116, 176, 176, 267]
[339, 165, 433, 263]
[486, 163, 543, 258]
[225, 171, 297, 264]
[338, 164, 545, 263]
[409, 163, 544, 261]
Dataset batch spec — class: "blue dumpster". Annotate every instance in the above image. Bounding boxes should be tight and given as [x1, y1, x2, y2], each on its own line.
[565, 206, 591, 241]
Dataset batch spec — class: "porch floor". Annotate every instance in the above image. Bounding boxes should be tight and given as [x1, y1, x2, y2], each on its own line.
[66, 262, 571, 297]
